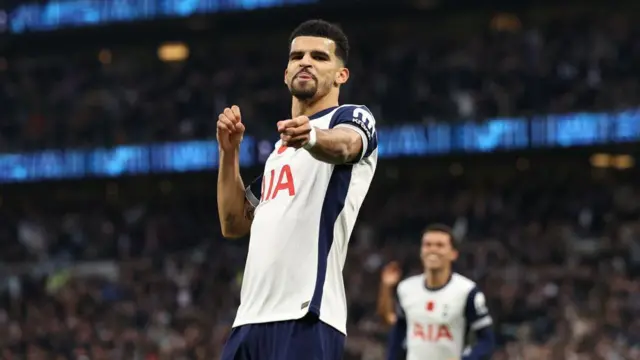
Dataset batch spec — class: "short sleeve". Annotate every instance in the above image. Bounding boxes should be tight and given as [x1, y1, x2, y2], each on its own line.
[329, 105, 378, 161]
[245, 175, 263, 207]
[464, 287, 493, 331]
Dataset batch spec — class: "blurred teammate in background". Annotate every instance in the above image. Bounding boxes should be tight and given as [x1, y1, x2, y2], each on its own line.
[378, 224, 495, 360]
[216, 19, 378, 360]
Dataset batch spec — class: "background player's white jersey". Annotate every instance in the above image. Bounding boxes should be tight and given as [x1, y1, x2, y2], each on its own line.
[396, 273, 492, 360]
[233, 104, 378, 334]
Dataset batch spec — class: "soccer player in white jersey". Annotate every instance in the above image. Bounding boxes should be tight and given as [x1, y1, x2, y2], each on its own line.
[378, 224, 495, 360]
[216, 20, 377, 360]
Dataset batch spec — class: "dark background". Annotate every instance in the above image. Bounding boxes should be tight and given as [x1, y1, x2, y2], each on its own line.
[0, 0, 639, 359]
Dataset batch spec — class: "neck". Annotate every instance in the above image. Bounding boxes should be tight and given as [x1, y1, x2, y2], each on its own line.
[291, 91, 339, 118]
[424, 268, 452, 289]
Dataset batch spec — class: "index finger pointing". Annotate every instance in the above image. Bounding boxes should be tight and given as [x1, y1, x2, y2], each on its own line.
[231, 105, 242, 123]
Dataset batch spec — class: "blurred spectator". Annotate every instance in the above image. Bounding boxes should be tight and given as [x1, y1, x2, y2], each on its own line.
[2, 7, 640, 360]
[1, 163, 639, 359]
[1, 14, 640, 151]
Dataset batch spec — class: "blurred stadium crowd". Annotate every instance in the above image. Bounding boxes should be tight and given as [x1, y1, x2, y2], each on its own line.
[0, 13, 639, 151]
[1, 3, 640, 360]
[2, 164, 640, 359]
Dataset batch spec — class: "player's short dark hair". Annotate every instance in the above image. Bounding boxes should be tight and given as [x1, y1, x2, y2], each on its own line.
[422, 223, 458, 249]
[289, 19, 350, 65]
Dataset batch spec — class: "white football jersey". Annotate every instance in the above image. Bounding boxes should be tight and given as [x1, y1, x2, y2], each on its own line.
[233, 104, 378, 334]
[396, 273, 492, 360]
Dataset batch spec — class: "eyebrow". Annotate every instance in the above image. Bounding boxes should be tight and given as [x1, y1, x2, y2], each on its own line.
[289, 50, 331, 58]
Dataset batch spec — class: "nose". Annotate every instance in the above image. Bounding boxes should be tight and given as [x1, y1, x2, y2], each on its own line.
[299, 53, 313, 67]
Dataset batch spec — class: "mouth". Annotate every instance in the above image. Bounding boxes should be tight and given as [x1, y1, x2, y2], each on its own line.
[295, 71, 314, 81]
[426, 254, 440, 261]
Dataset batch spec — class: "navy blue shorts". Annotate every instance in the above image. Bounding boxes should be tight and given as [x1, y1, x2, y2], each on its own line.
[220, 314, 345, 360]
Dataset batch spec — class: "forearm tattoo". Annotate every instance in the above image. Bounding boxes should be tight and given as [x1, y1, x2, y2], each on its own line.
[224, 213, 238, 230]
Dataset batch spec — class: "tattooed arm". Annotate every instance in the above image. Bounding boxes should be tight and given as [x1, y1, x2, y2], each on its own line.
[217, 148, 253, 238]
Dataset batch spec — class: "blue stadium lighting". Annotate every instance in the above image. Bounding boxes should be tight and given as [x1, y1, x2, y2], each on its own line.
[0, 109, 638, 183]
[6, 0, 318, 33]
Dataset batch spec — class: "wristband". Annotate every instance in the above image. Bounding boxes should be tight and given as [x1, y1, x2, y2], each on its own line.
[303, 126, 317, 150]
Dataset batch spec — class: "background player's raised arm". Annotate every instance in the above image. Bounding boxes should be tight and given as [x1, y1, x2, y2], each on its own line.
[377, 261, 402, 326]
[216, 106, 253, 239]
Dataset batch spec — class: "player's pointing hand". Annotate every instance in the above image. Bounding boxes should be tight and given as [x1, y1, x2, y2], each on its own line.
[277, 115, 312, 148]
[217, 105, 245, 152]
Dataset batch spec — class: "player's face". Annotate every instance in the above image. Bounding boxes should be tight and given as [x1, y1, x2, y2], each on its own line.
[420, 231, 458, 271]
[284, 36, 349, 101]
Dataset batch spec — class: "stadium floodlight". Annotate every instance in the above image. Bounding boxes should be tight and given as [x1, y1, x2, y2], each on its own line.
[158, 43, 189, 62]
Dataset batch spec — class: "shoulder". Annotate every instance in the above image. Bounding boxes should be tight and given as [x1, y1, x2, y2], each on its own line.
[441, 273, 483, 306]
[398, 274, 423, 288]
[397, 274, 423, 297]
[452, 273, 491, 320]
[333, 104, 374, 115]
[309, 104, 372, 127]
[330, 104, 375, 122]
[449, 272, 478, 294]
[314, 104, 378, 160]
[327, 104, 375, 128]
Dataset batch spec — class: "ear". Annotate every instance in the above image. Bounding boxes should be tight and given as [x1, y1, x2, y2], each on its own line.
[335, 67, 349, 86]
[450, 249, 459, 262]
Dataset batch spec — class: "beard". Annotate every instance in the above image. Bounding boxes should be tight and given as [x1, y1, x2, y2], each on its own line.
[289, 77, 318, 100]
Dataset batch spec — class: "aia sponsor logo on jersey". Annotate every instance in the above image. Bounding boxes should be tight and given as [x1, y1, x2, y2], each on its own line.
[260, 165, 296, 202]
[412, 323, 453, 342]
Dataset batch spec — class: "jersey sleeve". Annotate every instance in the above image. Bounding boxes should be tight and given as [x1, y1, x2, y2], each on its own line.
[464, 287, 493, 331]
[329, 105, 378, 161]
[244, 175, 263, 207]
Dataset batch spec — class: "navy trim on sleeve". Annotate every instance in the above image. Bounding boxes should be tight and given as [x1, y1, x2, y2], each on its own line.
[328, 105, 378, 159]
[463, 287, 495, 360]
[464, 287, 491, 327]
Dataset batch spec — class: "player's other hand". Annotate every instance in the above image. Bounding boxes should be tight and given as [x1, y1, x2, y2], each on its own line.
[277, 116, 311, 148]
[217, 105, 245, 152]
[381, 261, 402, 287]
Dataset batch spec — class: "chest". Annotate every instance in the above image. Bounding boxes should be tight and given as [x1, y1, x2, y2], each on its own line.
[263, 117, 330, 167]
[258, 142, 332, 204]
[264, 141, 311, 169]
[401, 291, 466, 324]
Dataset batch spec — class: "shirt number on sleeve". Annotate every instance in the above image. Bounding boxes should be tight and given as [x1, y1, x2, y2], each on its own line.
[353, 107, 374, 138]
